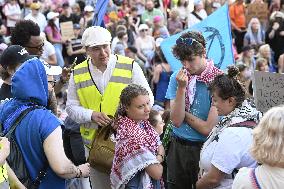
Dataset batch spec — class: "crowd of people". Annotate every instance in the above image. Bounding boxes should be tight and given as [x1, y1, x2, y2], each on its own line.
[0, 0, 283, 189]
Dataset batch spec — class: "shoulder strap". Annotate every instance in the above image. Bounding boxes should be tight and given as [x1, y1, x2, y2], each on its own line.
[229, 121, 257, 129]
[191, 12, 203, 21]
[250, 168, 262, 189]
[4, 106, 37, 137]
[3, 105, 49, 188]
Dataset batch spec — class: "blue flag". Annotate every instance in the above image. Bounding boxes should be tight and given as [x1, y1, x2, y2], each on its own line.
[160, 4, 234, 72]
[92, 0, 109, 27]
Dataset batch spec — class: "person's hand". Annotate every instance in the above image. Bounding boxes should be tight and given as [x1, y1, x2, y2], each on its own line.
[78, 163, 90, 178]
[176, 68, 188, 89]
[61, 59, 77, 83]
[0, 137, 10, 160]
[91, 112, 112, 126]
[272, 22, 280, 31]
[61, 67, 71, 84]
[156, 154, 163, 163]
[154, 64, 162, 74]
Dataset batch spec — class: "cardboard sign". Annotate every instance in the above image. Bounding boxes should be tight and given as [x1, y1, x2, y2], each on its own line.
[60, 21, 75, 41]
[246, 3, 269, 25]
[252, 71, 284, 112]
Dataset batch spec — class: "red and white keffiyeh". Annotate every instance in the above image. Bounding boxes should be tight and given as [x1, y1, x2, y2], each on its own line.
[185, 59, 223, 112]
[110, 116, 163, 189]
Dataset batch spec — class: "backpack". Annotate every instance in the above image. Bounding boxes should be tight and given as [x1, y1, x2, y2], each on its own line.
[0, 105, 48, 189]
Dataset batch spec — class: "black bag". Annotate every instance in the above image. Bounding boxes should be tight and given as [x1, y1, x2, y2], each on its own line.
[63, 116, 86, 166]
[0, 106, 48, 189]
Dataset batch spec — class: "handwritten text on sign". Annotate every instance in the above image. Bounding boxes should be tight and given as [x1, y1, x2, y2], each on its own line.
[253, 71, 284, 112]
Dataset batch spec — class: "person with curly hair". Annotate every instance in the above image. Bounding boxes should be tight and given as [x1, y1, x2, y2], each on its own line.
[111, 84, 164, 189]
[196, 66, 262, 189]
[232, 105, 284, 189]
[10, 20, 43, 57]
[0, 20, 43, 101]
[165, 31, 222, 189]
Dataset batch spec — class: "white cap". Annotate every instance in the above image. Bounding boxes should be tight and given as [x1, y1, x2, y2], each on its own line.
[42, 61, 62, 76]
[138, 24, 149, 31]
[47, 12, 59, 20]
[81, 26, 112, 47]
[84, 5, 94, 12]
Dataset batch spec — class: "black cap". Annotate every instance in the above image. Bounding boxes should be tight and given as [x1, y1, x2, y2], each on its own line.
[0, 45, 36, 69]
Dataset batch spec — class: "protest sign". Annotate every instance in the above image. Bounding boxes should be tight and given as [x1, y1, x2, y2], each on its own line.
[60, 21, 75, 41]
[253, 71, 284, 112]
[246, 3, 269, 25]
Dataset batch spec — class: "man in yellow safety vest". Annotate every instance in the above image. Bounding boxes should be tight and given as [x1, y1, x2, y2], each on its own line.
[66, 26, 153, 189]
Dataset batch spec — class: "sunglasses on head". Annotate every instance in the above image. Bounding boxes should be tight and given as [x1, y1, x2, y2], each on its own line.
[176, 37, 198, 46]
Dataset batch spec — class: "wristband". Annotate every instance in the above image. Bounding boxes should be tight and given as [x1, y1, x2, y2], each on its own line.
[75, 166, 82, 178]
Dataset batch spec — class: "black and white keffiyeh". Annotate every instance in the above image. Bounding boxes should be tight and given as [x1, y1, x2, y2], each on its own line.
[201, 99, 262, 152]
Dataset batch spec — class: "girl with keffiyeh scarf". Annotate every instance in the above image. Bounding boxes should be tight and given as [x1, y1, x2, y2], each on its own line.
[111, 84, 164, 189]
[196, 66, 262, 189]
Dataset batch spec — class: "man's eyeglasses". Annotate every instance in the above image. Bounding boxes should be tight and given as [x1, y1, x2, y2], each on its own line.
[176, 37, 198, 46]
[48, 80, 56, 87]
[25, 43, 44, 50]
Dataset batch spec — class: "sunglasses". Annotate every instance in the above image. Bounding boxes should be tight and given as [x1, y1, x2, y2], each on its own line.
[176, 37, 198, 46]
[25, 43, 44, 50]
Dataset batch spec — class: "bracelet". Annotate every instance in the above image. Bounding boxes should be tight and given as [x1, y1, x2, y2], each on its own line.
[75, 166, 82, 178]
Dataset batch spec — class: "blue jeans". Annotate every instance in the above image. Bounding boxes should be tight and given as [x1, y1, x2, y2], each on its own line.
[53, 43, 65, 68]
[126, 170, 161, 189]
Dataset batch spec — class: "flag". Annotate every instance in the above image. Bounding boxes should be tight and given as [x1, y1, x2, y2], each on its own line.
[160, 4, 234, 72]
[92, 0, 109, 27]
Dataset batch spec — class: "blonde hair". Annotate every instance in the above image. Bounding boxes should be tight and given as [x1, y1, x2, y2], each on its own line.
[255, 57, 268, 71]
[258, 44, 270, 54]
[251, 106, 284, 167]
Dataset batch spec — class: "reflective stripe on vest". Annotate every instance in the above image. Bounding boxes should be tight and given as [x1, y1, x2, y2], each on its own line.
[73, 55, 133, 147]
[0, 164, 8, 184]
[0, 180, 9, 189]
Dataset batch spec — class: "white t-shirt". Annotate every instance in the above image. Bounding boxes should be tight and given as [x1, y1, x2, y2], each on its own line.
[3, 3, 21, 27]
[24, 13, 48, 32]
[200, 127, 257, 189]
[187, 9, 207, 28]
[233, 165, 284, 189]
[41, 40, 56, 61]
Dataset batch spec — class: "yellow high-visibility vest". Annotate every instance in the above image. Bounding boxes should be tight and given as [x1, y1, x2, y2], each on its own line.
[0, 163, 8, 184]
[73, 55, 133, 147]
